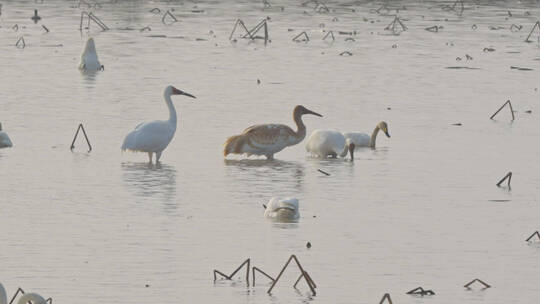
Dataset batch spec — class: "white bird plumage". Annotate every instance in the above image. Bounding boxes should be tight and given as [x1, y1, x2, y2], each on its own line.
[0, 123, 13, 148]
[79, 37, 102, 71]
[344, 121, 391, 149]
[263, 197, 299, 222]
[0, 283, 48, 304]
[223, 105, 322, 160]
[121, 85, 196, 163]
[306, 129, 354, 160]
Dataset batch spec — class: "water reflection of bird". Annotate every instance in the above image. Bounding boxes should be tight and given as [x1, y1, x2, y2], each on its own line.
[263, 197, 299, 222]
[344, 121, 390, 148]
[0, 283, 48, 304]
[79, 38, 103, 71]
[0, 123, 13, 148]
[306, 130, 355, 160]
[224, 105, 322, 160]
[121, 86, 196, 164]
[121, 162, 177, 203]
[224, 159, 305, 194]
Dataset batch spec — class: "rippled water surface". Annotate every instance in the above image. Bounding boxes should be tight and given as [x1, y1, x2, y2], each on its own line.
[2, 0, 540, 303]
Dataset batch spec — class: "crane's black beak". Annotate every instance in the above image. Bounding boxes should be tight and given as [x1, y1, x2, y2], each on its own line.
[172, 87, 196, 99]
[181, 91, 196, 99]
[384, 130, 390, 138]
[306, 109, 323, 117]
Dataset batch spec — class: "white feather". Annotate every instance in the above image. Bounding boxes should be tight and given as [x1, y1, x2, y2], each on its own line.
[264, 197, 299, 222]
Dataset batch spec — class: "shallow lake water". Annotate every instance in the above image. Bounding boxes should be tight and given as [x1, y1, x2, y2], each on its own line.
[1, 0, 540, 303]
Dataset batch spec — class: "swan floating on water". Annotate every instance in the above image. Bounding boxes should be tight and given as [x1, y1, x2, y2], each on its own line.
[224, 105, 322, 160]
[0, 123, 13, 148]
[121, 85, 196, 163]
[263, 197, 299, 221]
[79, 37, 103, 71]
[344, 121, 390, 148]
[0, 283, 48, 304]
[306, 129, 355, 160]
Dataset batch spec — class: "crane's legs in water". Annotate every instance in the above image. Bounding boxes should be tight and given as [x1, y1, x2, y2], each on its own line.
[148, 152, 153, 163]
[156, 151, 162, 163]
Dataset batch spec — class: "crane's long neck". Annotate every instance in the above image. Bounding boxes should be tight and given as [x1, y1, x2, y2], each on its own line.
[369, 126, 380, 148]
[165, 91, 177, 127]
[293, 111, 307, 142]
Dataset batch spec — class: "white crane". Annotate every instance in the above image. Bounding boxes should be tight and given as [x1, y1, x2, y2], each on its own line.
[121, 85, 196, 163]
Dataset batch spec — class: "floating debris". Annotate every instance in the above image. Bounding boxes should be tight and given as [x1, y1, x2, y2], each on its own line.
[306, 242, 311, 248]
[464, 278, 491, 289]
[345, 37, 355, 42]
[339, 51, 353, 56]
[315, 2, 330, 13]
[525, 110, 532, 113]
[71, 123, 92, 152]
[510, 66, 533, 71]
[338, 31, 354, 35]
[379, 293, 393, 304]
[483, 47, 495, 52]
[229, 19, 269, 45]
[510, 24, 522, 32]
[490, 100, 514, 120]
[267, 255, 316, 296]
[80, 12, 109, 31]
[471, 24, 477, 30]
[252, 266, 275, 286]
[526, 231, 540, 242]
[257, 79, 261, 84]
[140, 26, 151, 32]
[42, 25, 49, 33]
[489, 25, 505, 30]
[456, 57, 462, 61]
[496, 171, 512, 188]
[442, 0, 464, 16]
[12, 24, 19, 31]
[373, 4, 391, 15]
[149, 8, 161, 14]
[407, 286, 435, 296]
[317, 169, 330, 176]
[31, 9, 41, 24]
[15, 36, 25, 49]
[292, 31, 309, 42]
[322, 31, 334, 41]
[384, 16, 407, 35]
[213, 258, 250, 286]
[445, 66, 480, 70]
[452, 123, 462, 126]
[525, 21, 540, 43]
[465, 54, 473, 60]
[425, 25, 439, 32]
[162, 10, 178, 25]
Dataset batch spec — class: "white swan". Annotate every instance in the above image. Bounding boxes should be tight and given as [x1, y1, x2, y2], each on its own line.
[0, 283, 48, 304]
[344, 121, 390, 148]
[121, 85, 196, 163]
[305, 129, 355, 160]
[79, 37, 103, 71]
[0, 123, 13, 148]
[263, 197, 299, 222]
